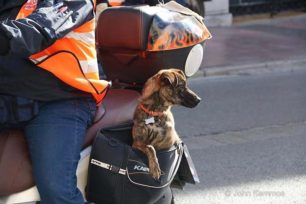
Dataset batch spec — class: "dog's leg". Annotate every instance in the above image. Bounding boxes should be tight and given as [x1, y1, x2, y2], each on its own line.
[133, 143, 161, 179]
[145, 145, 161, 179]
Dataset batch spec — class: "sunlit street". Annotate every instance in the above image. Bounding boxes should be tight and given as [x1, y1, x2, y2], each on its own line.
[173, 68, 306, 204]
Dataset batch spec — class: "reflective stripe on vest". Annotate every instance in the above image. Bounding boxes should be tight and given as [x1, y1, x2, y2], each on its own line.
[16, 0, 109, 104]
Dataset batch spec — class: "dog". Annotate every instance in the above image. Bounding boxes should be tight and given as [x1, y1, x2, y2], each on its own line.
[132, 68, 201, 179]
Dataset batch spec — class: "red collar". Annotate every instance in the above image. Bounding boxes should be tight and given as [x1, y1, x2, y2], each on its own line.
[139, 104, 164, 117]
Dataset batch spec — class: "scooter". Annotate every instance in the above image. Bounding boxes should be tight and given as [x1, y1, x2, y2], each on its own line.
[0, 2, 210, 204]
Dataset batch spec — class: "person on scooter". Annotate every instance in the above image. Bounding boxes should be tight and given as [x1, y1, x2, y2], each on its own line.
[0, 0, 109, 203]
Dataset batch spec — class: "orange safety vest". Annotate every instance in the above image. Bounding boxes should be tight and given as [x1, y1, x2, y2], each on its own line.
[16, 0, 110, 105]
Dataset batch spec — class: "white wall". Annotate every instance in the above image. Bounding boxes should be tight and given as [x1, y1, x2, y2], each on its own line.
[204, 0, 232, 26]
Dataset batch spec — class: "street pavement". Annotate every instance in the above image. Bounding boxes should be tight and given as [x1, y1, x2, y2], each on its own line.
[171, 68, 306, 204]
[172, 13, 306, 202]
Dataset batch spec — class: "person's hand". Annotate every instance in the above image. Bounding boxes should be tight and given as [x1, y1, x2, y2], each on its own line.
[27, 2, 73, 37]
[0, 0, 91, 56]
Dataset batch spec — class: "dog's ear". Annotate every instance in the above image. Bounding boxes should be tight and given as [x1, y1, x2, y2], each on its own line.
[160, 73, 172, 85]
[140, 75, 160, 100]
[160, 71, 177, 87]
[160, 69, 186, 87]
[174, 69, 186, 80]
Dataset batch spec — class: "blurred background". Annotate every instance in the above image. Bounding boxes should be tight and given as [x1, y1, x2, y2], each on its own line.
[172, 0, 306, 203]
[202, 0, 306, 72]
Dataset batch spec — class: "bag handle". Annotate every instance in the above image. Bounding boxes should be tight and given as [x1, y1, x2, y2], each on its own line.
[126, 142, 184, 189]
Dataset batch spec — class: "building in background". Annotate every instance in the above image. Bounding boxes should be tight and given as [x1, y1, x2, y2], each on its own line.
[204, 0, 306, 26]
[204, 0, 233, 27]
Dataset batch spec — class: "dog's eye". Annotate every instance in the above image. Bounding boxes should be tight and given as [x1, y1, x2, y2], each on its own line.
[178, 82, 186, 88]
[178, 88, 186, 97]
[172, 83, 183, 89]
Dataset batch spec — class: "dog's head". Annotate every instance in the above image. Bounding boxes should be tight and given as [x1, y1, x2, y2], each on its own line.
[141, 69, 201, 108]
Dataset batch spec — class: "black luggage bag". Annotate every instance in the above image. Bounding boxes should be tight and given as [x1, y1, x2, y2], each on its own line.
[86, 125, 184, 204]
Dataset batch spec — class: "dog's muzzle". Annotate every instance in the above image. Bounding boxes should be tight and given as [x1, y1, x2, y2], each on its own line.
[180, 89, 201, 108]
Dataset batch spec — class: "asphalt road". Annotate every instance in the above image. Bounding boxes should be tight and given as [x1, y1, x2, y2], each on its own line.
[172, 68, 306, 204]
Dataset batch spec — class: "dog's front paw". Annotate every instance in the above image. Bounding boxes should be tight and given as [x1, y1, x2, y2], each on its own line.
[150, 161, 161, 180]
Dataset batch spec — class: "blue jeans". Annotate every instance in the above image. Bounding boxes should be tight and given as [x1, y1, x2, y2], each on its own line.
[23, 97, 96, 204]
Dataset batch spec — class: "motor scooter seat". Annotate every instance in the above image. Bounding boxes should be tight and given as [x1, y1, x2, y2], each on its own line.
[0, 89, 140, 196]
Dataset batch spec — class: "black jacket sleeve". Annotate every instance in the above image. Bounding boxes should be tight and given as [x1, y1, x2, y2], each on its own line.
[0, 31, 10, 55]
[0, 0, 95, 57]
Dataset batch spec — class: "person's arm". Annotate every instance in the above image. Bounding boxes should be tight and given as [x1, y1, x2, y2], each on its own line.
[0, 0, 95, 57]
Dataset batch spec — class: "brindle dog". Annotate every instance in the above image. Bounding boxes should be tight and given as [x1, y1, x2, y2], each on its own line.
[132, 69, 201, 179]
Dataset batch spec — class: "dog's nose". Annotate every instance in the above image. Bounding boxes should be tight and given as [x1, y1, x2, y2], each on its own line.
[181, 89, 201, 108]
[190, 95, 201, 108]
[194, 95, 201, 105]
